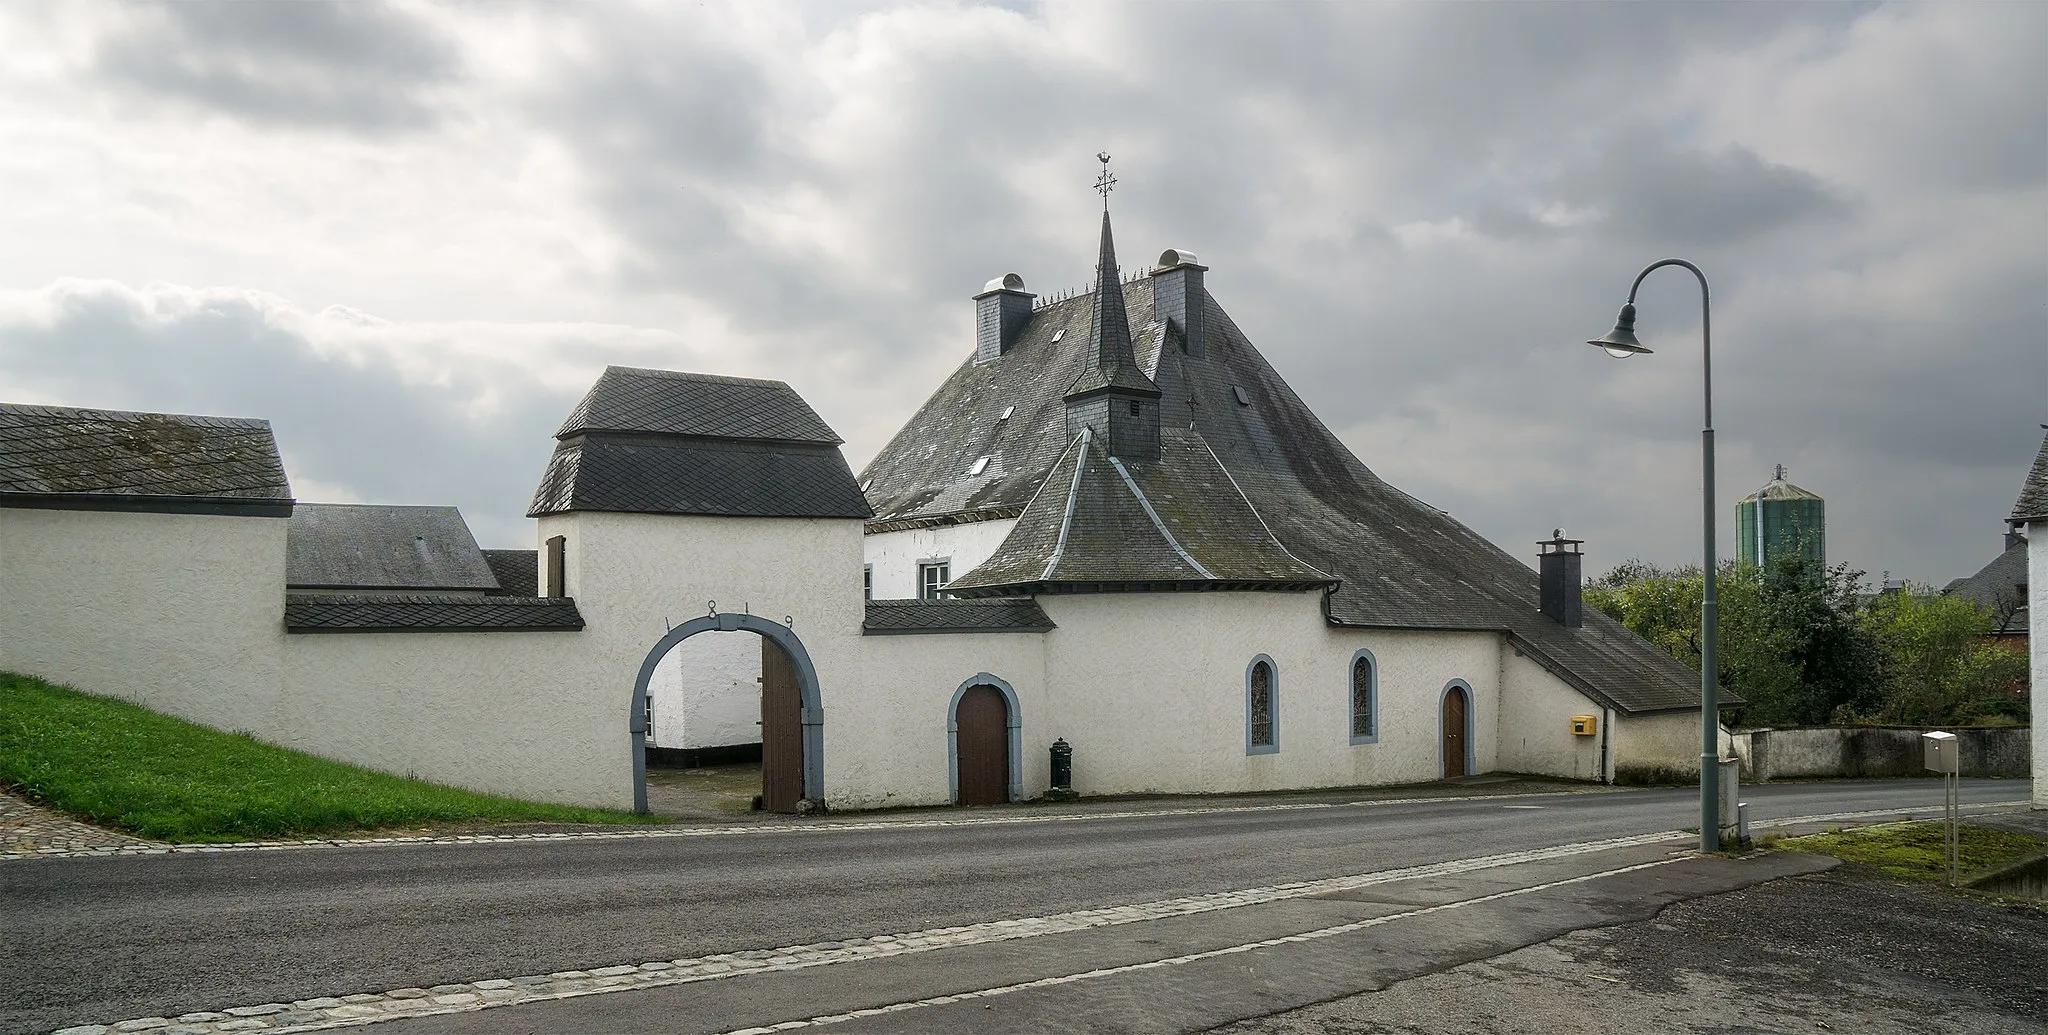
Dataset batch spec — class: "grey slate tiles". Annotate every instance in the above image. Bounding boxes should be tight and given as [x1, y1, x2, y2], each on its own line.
[284, 593, 585, 633]
[1944, 540, 2030, 633]
[860, 266, 1713, 715]
[862, 598, 1055, 635]
[530, 366, 869, 520]
[483, 549, 540, 597]
[287, 503, 500, 592]
[0, 402, 291, 513]
[2011, 430, 2048, 523]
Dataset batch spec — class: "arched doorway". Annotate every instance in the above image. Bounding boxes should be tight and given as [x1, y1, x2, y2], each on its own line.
[948, 673, 1022, 805]
[631, 613, 823, 814]
[1441, 680, 1472, 779]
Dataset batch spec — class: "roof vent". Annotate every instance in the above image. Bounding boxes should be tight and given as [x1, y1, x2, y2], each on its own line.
[969, 456, 990, 476]
[1232, 386, 1251, 406]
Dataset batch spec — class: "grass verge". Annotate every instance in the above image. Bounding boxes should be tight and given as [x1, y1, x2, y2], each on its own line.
[1, 671, 665, 842]
[1777, 821, 2048, 885]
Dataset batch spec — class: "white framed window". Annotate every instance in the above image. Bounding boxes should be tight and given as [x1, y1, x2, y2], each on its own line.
[919, 561, 951, 600]
[1246, 655, 1278, 755]
[863, 565, 872, 601]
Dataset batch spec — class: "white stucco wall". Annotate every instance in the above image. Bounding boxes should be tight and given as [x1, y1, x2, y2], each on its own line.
[2028, 520, 2044, 808]
[1024, 593, 1503, 796]
[861, 519, 1016, 599]
[828, 631, 1049, 809]
[1612, 710, 1735, 780]
[1497, 648, 1608, 782]
[0, 508, 288, 734]
[646, 629, 760, 750]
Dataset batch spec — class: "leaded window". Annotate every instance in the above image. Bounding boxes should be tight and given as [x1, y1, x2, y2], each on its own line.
[1351, 657, 1374, 739]
[1247, 658, 1277, 753]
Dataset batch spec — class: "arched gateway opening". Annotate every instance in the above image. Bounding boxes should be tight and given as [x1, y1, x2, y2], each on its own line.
[630, 613, 823, 814]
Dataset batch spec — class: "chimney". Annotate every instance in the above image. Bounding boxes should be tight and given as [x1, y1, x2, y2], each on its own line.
[1151, 248, 1208, 359]
[973, 273, 1035, 363]
[1538, 530, 1583, 629]
[2006, 520, 2026, 552]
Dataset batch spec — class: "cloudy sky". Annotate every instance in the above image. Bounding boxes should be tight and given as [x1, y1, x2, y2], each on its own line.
[2, 1, 2041, 587]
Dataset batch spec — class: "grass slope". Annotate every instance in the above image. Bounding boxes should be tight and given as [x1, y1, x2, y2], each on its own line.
[0, 672, 662, 842]
[1781, 821, 2048, 884]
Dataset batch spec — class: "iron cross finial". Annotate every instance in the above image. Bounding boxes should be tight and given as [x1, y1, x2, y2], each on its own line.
[1094, 152, 1116, 208]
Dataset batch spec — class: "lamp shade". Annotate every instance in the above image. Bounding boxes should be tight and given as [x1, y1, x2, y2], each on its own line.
[1587, 303, 1652, 358]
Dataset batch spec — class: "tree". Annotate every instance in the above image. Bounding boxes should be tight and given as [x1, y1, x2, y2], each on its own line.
[1860, 589, 2028, 725]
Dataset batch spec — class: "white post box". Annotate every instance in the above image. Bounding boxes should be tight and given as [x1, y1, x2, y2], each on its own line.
[1922, 731, 1958, 774]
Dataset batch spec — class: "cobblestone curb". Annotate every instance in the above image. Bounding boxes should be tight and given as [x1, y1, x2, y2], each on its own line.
[3, 791, 1578, 862]
[52, 831, 1692, 1035]
[1, 790, 160, 856]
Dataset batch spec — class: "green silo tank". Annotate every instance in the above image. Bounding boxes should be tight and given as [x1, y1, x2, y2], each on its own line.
[1736, 464, 1825, 568]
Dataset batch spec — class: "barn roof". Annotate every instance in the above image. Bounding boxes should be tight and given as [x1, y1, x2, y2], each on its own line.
[530, 366, 869, 520]
[860, 229, 1717, 715]
[286, 503, 500, 592]
[0, 402, 292, 516]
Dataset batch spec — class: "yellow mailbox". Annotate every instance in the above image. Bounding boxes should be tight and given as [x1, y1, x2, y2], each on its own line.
[1570, 715, 1598, 737]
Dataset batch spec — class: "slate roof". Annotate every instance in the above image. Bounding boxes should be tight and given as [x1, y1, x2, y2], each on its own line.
[861, 263, 1717, 715]
[284, 594, 584, 633]
[2012, 430, 2048, 523]
[1944, 540, 2029, 634]
[530, 367, 869, 520]
[0, 402, 292, 514]
[862, 598, 1056, 635]
[483, 549, 539, 597]
[1065, 211, 1161, 402]
[946, 428, 1333, 595]
[557, 367, 842, 444]
[286, 504, 500, 591]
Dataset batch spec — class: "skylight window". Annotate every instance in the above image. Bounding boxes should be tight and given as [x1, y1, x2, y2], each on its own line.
[1051, 329, 1065, 342]
[968, 456, 990, 476]
[998, 405, 1015, 421]
[1233, 386, 1251, 406]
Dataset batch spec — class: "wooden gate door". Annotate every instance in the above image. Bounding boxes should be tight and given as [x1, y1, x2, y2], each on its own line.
[760, 637, 805, 813]
[955, 685, 1009, 806]
[1442, 687, 1468, 779]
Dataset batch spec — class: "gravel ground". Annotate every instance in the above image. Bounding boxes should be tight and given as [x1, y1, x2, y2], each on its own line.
[1210, 863, 2048, 1035]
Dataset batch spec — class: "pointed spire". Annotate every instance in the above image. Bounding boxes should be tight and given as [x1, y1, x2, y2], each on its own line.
[1088, 209, 1139, 375]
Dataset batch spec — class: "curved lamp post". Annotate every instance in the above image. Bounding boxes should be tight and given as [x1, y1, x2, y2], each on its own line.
[1587, 258, 1721, 853]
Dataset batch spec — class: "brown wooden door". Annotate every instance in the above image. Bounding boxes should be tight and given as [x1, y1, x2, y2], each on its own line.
[760, 637, 805, 813]
[955, 685, 1010, 806]
[1442, 686, 1468, 778]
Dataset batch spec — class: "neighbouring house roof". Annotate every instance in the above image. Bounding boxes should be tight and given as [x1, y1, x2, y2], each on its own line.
[286, 503, 500, 592]
[862, 598, 1055, 635]
[2012, 430, 2048, 524]
[284, 594, 584, 633]
[0, 402, 292, 516]
[1944, 540, 2029, 635]
[482, 549, 539, 597]
[529, 367, 870, 520]
[859, 228, 1720, 716]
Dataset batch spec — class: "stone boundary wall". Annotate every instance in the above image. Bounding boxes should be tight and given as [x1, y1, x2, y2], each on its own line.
[1730, 725, 2030, 781]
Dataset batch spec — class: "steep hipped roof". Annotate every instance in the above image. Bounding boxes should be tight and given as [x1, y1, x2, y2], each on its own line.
[946, 427, 1332, 595]
[1944, 540, 2029, 634]
[861, 271, 1716, 715]
[0, 402, 292, 515]
[286, 503, 499, 591]
[2011, 430, 2048, 523]
[530, 366, 870, 520]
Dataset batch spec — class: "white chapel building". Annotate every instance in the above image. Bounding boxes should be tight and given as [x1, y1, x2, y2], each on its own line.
[0, 203, 1728, 813]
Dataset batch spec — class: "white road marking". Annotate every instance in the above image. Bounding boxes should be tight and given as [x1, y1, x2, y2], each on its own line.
[53, 800, 2030, 1035]
[1501, 805, 1546, 809]
[716, 856, 1686, 1034]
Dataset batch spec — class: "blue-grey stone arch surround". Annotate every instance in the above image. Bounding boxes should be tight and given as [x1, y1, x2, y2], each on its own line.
[1348, 648, 1380, 746]
[1245, 654, 1279, 755]
[629, 613, 823, 814]
[948, 673, 1024, 803]
[1439, 679, 1476, 778]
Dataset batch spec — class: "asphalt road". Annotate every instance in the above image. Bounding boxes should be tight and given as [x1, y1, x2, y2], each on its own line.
[2, 778, 2027, 1033]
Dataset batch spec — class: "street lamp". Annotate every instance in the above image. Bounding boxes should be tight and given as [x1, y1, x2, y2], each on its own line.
[1587, 258, 1722, 854]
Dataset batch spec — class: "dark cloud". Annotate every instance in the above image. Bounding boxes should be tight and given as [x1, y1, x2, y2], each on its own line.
[91, 2, 459, 131]
[1563, 133, 1852, 248]
[0, 283, 574, 547]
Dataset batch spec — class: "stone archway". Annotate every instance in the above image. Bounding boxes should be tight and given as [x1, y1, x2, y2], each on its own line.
[630, 613, 823, 814]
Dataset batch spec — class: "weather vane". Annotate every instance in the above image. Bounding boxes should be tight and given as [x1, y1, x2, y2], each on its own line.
[1094, 151, 1116, 208]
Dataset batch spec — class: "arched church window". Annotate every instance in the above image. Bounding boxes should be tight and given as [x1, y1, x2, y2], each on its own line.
[1246, 656, 1278, 755]
[1349, 649, 1379, 745]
